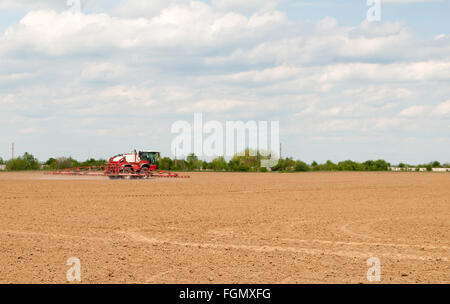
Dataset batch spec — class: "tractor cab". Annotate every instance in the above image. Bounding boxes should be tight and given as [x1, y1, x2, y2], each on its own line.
[138, 151, 160, 165]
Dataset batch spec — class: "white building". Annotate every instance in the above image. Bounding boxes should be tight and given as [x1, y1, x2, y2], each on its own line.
[389, 167, 416, 172]
[389, 167, 402, 171]
[0, 164, 6, 171]
[390, 167, 449, 172]
[432, 168, 450, 172]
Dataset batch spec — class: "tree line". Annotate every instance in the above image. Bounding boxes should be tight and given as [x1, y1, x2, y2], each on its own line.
[0, 154, 106, 171]
[0, 151, 448, 172]
[160, 152, 393, 172]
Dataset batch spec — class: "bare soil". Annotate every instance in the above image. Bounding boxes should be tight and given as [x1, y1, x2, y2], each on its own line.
[0, 171, 448, 283]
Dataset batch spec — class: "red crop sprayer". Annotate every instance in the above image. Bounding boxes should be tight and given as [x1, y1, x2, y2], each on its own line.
[45, 150, 189, 179]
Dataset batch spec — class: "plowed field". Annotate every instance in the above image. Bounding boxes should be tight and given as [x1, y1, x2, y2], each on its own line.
[0, 171, 448, 283]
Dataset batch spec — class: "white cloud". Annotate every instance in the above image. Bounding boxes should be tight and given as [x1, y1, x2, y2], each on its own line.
[112, 0, 187, 18]
[0, 1, 449, 162]
[0, 0, 114, 12]
[398, 105, 430, 117]
[381, 0, 439, 3]
[0, 0, 65, 10]
[19, 127, 41, 135]
[432, 100, 450, 116]
[0, 4, 289, 57]
[212, 0, 280, 14]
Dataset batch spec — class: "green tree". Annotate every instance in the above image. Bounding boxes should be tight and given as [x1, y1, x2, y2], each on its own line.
[6, 152, 40, 171]
[80, 158, 106, 167]
[283, 158, 296, 171]
[186, 153, 198, 163]
[56, 157, 79, 169]
[294, 160, 310, 172]
[322, 160, 338, 171]
[311, 161, 319, 171]
[373, 159, 390, 171]
[363, 160, 390, 171]
[45, 157, 81, 169]
[45, 158, 56, 166]
[337, 160, 361, 171]
[232, 149, 261, 169]
[186, 153, 201, 171]
[201, 161, 209, 170]
[228, 158, 250, 172]
[158, 157, 173, 170]
[272, 159, 283, 171]
[227, 149, 264, 171]
[431, 161, 441, 168]
[210, 156, 228, 171]
[173, 159, 187, 171]
[259, 167, 268, 172]
[0, 157, 4, 165]
[273, 158, 296, 171]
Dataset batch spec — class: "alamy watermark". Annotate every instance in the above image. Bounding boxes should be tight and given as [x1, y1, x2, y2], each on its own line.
[66, 257, 81, 282]
[366, 257, 381, 282]
[367, 0, 381, 22]
[171, 113, 280, 168]
[67, 0, 81, 14]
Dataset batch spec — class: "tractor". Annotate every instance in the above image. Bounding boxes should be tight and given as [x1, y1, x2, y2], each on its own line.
[104, 150, 160, 176]
[45, 150, 188, 179]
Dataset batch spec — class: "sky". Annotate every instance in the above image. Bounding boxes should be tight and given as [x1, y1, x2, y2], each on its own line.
[0, 0, 449, 165]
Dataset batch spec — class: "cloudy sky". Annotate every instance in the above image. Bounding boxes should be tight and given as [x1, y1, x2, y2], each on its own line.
[1, 0, 449, 164]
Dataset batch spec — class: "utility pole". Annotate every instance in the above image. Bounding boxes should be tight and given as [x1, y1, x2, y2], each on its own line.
[175, 148, 177, 168]
[279, 143, 282, 160]
[12, 143, 14, 160]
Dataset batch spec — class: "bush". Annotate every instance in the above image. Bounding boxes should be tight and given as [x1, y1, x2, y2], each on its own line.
[311, 161, 319, 171]
[80, 158, 106, 167]
[294, 160, 310, 172]
[47, 157, 80, 170]
[337, 160, 361, 171]
[431, 161, 441, 168]
[273, 158, 296, 171]
[186, 153, 201, 170]
[172, 159, 187, 171]
[363, 160, 390, 171]
[237, 164, 250, 172]
[201, 161, 209, 170]
[227, 159, 239, 171]
[231, 149, 261, 170]
[211, 156, 228, 171]
[320, 160, 338, 171]
[45, 158, 56, 166]
[6, 152, 39, 171]
[158, 157, 173, 170]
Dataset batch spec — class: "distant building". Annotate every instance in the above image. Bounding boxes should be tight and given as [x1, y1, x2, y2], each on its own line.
[389, 167, 416, 172]
[0, 164, 6, 171]
[389, 167, 449, 172]
[389, 167, 402, 171]
[432, 168, 450, 172]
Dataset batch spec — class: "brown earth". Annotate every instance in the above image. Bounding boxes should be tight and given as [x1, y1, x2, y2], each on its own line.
[0, 171, 448, 284]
